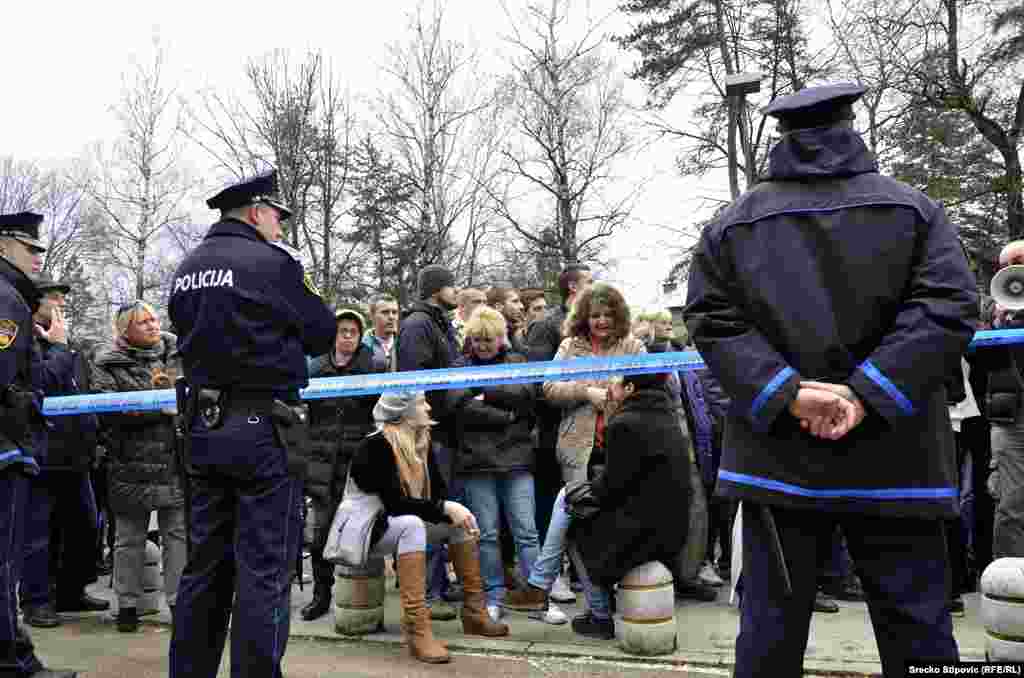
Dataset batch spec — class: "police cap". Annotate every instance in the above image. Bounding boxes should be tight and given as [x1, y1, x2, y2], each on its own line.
[35, 276, 70, 295]
[762, 83, 866, 132]
[206, 170, 294, 220]
[0, 212, 46, 252]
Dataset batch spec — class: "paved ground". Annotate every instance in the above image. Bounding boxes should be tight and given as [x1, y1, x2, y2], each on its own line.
[46, 565, 988, 677]
[29, 617, 729, 677]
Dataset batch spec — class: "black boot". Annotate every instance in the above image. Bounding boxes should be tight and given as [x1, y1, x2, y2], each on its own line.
[300, 555, 333, 622]
[116, 607, 138, 633]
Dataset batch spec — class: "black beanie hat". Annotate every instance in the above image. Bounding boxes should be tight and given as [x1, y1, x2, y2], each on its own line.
[418, 264, 456, 300]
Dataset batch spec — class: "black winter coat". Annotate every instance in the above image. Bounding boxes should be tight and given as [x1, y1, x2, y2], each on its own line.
[570, 389, 691, 586]
[684, 125, 978, 518]
[396, 301, 460, 471]
[449, 351, 536, 475]
[349, 432, 453, 550]
[38, 338, 99, 472]
[303, 345, 381, 503]
[91, 334, 182, 512]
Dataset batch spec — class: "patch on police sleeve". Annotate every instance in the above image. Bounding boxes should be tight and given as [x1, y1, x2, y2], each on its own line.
[303, 273, 322, 297]
[0, 319, 18, 350]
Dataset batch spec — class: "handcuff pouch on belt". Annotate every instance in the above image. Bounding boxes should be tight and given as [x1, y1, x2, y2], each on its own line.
[270, 400, 310, 481]
[198, 389, 224, 429]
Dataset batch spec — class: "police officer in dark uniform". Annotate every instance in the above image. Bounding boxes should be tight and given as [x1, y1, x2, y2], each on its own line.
[684, 84, 978, 677]
[0, 212, 76, 678]
[167, 172, 335, 678]
[20, 276, 105, 630]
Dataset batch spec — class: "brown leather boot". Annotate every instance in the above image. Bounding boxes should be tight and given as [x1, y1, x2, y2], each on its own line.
[396, 552, 450, 664]
[504, 584, 548, 612]
[449, 540, 510, 637]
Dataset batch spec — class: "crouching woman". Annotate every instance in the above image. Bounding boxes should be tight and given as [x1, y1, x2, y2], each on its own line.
[506, 356, 691, 639]
[341, 390, 509, 664]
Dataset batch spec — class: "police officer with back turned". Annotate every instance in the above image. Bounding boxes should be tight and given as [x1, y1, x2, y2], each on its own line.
[0, 212, 76, 678]
[167, 171, 336, 678]
[684, 84, 978, 677]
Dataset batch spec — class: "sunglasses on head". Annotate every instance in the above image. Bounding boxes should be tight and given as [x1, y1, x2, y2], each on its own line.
[117, 300, 145, 316]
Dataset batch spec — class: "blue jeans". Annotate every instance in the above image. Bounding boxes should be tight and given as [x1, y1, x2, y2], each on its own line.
[461, 471, 540, 606]
[527, 488, 610, 619]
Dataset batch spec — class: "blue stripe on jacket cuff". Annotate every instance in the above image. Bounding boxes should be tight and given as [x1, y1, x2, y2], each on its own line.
[718, 470, 956, 499]
[749, 366, 796, 421]
[858, 360, 915, 415]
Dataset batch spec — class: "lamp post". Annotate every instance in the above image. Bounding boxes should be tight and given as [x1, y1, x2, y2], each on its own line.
[724, 73, 763, 199]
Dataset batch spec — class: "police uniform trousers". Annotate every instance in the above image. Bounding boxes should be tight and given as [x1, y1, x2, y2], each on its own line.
[21, 471, 99, 609]
[735, 502, 958, 678]
[0, 470, 44, 677]
[169, 405, 302, 678]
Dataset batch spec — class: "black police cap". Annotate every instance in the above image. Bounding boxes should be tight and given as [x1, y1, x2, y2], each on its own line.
[0, 212, 46, 251]
[35, 276, 70, 295]
[762, 83, 866, 132]
[206, 170, 293, 220]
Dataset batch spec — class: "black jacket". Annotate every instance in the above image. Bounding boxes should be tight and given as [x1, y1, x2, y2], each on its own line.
[91, 334, 182, 512]
[168, 218, 336, 394]
[396, 300, 459, 464]
[349, 432, 453, 550]
[38, 338, 99, 472]
[302, 345, 381, 504]
[449, 351, 536, 475]
[684, 125, 978, 518]
[525, 305, 567, 363]
[570, 389, 691, 586]
[0, 258, 46, 473]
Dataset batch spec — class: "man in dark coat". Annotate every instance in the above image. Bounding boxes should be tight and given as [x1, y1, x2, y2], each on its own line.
[684, 84, 978, 678]
[299, 308, 381, 621]
[0, 211, 77, 677]
[20, 277, 106, 630]
[395, 264, 461, 618]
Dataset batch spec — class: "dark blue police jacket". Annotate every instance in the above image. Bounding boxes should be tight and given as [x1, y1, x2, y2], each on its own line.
[684, 125, 979, 519]
[168, 218, 336, 395]
[0, 258, 47, 472]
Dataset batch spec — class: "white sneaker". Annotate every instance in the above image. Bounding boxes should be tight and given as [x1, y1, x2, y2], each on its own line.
[487, 604, 504, 623]
[549, 575, 576, 603]
[529, 602, 568, 625]
[698, 561, 725, 587]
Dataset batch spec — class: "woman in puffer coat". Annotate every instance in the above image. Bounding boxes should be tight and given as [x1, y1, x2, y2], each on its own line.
[506, 348, 691, 640]
[448, 307, 558, 623]
[299, 309, 382, 621]
[542, 283, 646, 484]
[91, 301, 185, 633]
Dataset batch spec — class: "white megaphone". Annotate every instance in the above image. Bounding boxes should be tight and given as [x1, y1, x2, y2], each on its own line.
[992, 265, 1024, 311]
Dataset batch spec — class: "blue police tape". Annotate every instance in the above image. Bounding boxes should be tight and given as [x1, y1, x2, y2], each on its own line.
[37, 327, 1024, 416]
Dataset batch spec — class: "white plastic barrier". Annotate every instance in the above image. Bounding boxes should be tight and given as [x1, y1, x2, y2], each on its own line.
[980, 557, 1024, 661]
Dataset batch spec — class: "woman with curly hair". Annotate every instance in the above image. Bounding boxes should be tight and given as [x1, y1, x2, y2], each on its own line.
[542, 283, 646, 484]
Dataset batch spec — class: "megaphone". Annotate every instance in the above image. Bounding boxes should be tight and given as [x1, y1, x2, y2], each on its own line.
[992, 265, 1024, 311]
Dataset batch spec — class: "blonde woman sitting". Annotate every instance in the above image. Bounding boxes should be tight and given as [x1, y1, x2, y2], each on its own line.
[343, 391, 508, 664]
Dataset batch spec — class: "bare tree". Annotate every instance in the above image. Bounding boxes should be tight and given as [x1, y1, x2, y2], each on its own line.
[617, 0, 833, 198]
[83, 43, 195, 302]
[0, 157, 46, 213]
[493, 0, 635, 266]
[186, 50, 360, 302]
[377, 2, 500, 281]
[824, 0, 930, 161]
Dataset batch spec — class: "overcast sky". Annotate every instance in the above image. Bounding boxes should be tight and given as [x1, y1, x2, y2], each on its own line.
[2, 0, 733, 308]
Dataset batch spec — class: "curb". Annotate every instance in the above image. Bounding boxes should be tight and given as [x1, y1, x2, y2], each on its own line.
[133, 611, 986, 676]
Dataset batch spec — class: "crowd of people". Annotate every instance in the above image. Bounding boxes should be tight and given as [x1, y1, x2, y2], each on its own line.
[0, 82, 1016, 678]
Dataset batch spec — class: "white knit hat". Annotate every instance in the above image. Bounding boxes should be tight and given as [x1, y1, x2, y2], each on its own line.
[373, 390, 422, 424]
